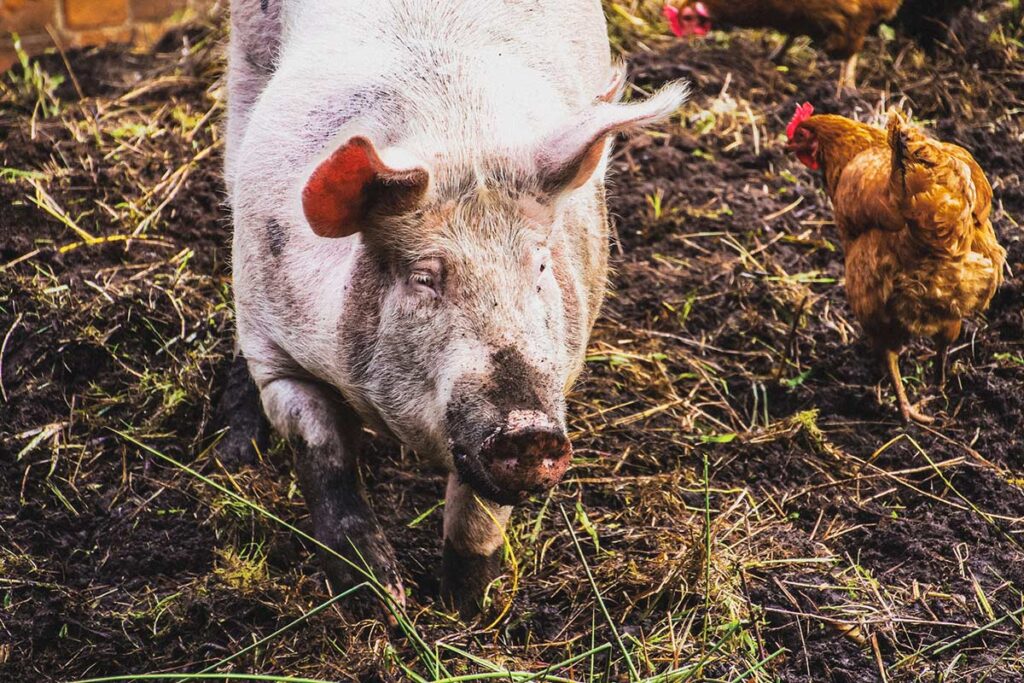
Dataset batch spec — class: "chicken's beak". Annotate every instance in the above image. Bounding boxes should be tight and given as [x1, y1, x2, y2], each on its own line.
[786, 137, 820, 171]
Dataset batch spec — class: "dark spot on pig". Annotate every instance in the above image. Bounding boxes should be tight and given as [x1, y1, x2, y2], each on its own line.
[551, 242, 585, 353]
[485, 346, 544, 415]
[539, 263, 546, 272]
[246, 49, 277, 76]
[339, 253, 385, 386]
[265, 218, 287, 257]
[260, 0, 269, 13]
[306, 87, 403, 149]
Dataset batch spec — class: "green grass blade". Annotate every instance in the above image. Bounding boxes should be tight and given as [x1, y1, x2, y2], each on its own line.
[559, 503, 640, 682]
[71, 675, 336, 683]
[724, 648, 785, 683]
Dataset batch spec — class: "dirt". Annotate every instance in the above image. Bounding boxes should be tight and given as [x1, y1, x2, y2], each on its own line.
[1, 5, 1023, 683]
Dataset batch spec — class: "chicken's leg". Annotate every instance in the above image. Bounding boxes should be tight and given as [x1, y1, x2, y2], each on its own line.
[933, 342, 949, 390]
[933, 321, 961, 391]
[836, 54, 859, 96]
[885, 349, 933, 424]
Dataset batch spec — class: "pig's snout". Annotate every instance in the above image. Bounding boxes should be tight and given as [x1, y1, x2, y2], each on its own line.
[482, 410, 572, 495]
[452, 410, 572, 505]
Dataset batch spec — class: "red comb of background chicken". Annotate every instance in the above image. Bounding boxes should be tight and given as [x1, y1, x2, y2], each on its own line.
[787, 102, 815, 140]
[664, 3, 712, 37]
[663, 5, 683, 37]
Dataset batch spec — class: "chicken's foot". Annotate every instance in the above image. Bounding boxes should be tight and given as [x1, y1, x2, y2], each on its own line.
[885, 350, 934, 424]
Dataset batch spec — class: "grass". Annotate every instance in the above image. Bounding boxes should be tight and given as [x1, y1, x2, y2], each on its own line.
[1, 2, 1023, 682]
[106, 431, 774, 682]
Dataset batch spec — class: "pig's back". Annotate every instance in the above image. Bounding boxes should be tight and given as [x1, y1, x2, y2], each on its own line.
[280, 0, 611, 103]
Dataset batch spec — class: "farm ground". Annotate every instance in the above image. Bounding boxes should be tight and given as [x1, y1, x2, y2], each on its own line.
[1, 2, 1023, 681]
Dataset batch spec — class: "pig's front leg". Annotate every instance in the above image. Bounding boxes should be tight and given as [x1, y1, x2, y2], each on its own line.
[441, 474, 512, 617]
[260, 378, 404, 610]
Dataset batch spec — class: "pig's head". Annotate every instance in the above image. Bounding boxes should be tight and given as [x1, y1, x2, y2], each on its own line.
[300, 77, 687, 505]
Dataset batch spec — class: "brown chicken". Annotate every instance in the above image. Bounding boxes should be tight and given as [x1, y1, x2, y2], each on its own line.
[786, 103, 1006, 423]
[664, 0, 903, 90]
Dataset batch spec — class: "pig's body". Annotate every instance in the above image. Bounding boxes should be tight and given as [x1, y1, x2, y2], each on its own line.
[226, 0, 686, 614]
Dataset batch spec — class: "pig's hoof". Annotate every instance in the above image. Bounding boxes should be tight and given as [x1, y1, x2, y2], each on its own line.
[440, 540, 502, 619]
[318, 525, 406, 622]
[380, 578, 407, 627]
[326, 571, 406, 625]
[207, 354, 270, 468]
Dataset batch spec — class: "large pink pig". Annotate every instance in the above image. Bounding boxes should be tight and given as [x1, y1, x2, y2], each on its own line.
[223, 0, 687, 615]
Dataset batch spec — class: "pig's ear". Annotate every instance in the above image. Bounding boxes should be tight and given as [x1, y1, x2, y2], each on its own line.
[302, 136, 429, 238]
[537, 80, 688, 195]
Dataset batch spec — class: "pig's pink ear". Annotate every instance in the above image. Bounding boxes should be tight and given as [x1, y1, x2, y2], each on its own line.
[302, 136, 429, 238]
[538, 80, 689, 194]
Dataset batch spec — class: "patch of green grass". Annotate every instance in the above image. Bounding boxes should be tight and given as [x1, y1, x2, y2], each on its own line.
[0, 167, 48, 183]
[3, 33, 64, 118]
[994, 351, 1024, 366]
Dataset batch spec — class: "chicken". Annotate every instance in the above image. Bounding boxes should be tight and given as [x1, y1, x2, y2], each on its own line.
[786, 103, 1006, 423]
[663, 0, 903, 91]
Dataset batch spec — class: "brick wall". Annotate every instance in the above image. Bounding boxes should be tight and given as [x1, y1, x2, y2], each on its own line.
[0, 0, 214, 71]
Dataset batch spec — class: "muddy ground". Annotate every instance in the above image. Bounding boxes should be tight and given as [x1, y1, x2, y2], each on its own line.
[1, 3, 1023, 682]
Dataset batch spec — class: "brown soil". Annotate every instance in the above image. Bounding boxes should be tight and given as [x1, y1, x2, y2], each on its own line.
[1, 5, 1022, 682]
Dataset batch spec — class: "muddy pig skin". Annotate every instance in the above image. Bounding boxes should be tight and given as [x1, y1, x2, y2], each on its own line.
[226, 0, 687, 615]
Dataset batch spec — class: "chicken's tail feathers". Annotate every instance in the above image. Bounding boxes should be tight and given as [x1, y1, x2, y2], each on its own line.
[886, 108, 921, 209]
[886, 108, 911, 179]
[886, 110, 977, 255]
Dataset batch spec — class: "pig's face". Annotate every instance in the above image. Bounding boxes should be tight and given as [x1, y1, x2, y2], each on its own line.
[300, 78, 688, 504]
[343, 186, 584, 505]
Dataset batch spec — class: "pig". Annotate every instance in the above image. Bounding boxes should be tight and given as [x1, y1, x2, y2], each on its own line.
[224, 0, 687, 616]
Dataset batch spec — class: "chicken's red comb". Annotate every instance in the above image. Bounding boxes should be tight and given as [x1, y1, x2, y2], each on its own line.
[786, 102, 815, 140]
[663, 5, 683, 37]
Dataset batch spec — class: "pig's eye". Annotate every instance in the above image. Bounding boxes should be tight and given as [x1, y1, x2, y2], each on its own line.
[407, 261, 442, 298]
[411, 272, 435, 288]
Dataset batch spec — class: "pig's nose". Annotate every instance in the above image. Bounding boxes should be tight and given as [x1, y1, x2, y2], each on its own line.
[481, 410, 573, 495]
